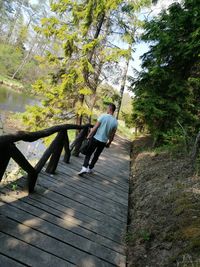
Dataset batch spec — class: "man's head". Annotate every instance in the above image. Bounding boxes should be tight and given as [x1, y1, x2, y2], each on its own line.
[107, 103, 116, 115]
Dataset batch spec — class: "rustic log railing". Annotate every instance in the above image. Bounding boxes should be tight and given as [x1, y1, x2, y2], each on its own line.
[0, 124, 91, 193]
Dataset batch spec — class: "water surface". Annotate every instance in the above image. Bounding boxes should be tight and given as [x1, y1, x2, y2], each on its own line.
[0, 86, 38, 113]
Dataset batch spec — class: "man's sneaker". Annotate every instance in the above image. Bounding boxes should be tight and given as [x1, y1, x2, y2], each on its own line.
[87, 167, 94, 174]
[78, 166, 88, 176]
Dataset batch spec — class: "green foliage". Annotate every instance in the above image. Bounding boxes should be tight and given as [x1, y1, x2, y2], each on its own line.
[121, 112, 133, 128]
[139, 229, 151, 241]
[0, 43, 23, 77]
[22, 0, 152, 129]
[131, 0, 200, 144]
[96, 83, 120, 109]
[117, 120, 134, 140]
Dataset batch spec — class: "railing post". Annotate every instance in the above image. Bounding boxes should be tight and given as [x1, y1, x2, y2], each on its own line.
[35, 132, 63, 173]
[0, 145, 11, 182]
[45, 130, 65, 174]
[63, 131, 70, 163]
[71, 126, 90, 157]
[9, 143, 38, 193]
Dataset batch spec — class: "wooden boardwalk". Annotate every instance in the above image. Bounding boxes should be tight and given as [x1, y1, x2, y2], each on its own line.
[0, 136, 130, 267]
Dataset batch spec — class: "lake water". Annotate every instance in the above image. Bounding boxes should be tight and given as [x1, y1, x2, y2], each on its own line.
[0, 86, 45, 172]
[0, 86, 38, 113]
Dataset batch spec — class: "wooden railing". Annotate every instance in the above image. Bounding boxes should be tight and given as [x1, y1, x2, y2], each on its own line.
[0, 124, 91, 193]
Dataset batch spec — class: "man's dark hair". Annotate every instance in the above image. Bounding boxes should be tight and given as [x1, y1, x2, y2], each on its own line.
[108, 103, 116, 112]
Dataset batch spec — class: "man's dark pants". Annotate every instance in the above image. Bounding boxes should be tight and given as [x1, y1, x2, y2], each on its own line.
[83, 137, 106, 169]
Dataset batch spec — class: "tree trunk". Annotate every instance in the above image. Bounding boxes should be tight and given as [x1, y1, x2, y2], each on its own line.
[77, 13, 106, 126]
[116, 51, 131, 119]
[12, 48, 33, 79]
[12, 34, 38, 79]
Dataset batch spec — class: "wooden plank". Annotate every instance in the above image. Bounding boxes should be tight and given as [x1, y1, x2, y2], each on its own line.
[0, 231, 74, 267]
[0, 253, 26, 267]
[0, 185, 124, 244]
[69, 156, 130, 184]
[40, 170, 127, 206]
[0, 216, 117, 267]
[58, 160, 129, 193]
[0, 201, 126, 266]
[58, 162, 129, 194]
[37, 174, 127, 221]
[0, 191, 125, 255]
[14, 177, 125, 230]
[39, 173, 127, 213]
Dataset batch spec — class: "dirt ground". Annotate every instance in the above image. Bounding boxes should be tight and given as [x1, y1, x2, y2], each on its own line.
[127, 137, 200, 267]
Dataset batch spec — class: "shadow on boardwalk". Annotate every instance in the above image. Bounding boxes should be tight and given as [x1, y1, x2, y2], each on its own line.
[0, 136, 130, 267]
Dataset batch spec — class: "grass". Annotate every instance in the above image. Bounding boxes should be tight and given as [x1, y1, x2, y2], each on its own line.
[117, 120, 135, 140]
[0, 74, 24, 88]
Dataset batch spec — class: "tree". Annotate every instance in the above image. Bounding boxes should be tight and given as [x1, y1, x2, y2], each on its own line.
[130, 0, 200, 144]
[23, 0, 146, 129]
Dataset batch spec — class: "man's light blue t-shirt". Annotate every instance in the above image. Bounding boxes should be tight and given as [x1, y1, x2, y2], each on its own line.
[94, 114, 118, 143]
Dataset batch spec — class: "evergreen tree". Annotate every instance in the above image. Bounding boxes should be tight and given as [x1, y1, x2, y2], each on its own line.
[130, 0, 200, 144]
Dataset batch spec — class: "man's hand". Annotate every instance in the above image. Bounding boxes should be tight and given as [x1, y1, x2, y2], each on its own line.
[87, 121, 101, 139]
[105, 142, 111, 148]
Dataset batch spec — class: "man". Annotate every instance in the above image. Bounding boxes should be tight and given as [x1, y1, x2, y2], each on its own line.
[78, 103, 118, 175]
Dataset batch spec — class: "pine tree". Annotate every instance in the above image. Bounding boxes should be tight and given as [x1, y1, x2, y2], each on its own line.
[130, 0, 200, 144]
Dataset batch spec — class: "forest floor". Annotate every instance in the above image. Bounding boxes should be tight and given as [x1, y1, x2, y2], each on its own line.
[127, 137, 200, 267]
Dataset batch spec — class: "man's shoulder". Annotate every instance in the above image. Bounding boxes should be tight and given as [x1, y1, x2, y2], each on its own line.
[98, 114, 118, 124]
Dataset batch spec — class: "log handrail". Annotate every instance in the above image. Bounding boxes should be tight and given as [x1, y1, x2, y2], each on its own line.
[0, 124, 89, 145]
[0, 123, 91, 193]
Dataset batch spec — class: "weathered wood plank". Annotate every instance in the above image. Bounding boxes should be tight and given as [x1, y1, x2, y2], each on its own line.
[0, 201, 126, 266]
[0, 253, 25, 267]
[37, 175, 127, 221]
[0, 229, 74, 267]
[0, 216, 116, 267]
[14, 178, 125, 233]
[58, 162, 129, 194]
[0, 190, 125, 255]
[40, 170, 127, 206]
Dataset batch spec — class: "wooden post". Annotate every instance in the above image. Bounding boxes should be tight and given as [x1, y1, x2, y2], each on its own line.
[0, 145, 11, 181]
[9, 143, 38, 193]
[63, 131, 71, 163]
[45, 130, 65, 174]
[35, 132, 63, 173]
[72, 126, 90, 157]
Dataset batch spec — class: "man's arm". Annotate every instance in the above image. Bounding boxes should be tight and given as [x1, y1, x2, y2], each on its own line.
[106, 128, 117, 147]
[87, 121, 101, 139]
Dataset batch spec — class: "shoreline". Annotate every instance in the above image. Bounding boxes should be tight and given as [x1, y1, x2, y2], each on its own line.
[0, 75, 38, 97]
[0, 110, 26, 135]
